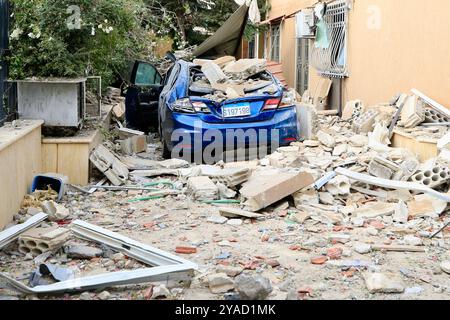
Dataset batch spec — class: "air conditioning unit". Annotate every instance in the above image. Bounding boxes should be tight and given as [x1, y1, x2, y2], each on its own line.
[296, 9, 315, 38]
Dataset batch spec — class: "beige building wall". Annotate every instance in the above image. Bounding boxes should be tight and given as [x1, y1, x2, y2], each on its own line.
[265, 0, 450, 108]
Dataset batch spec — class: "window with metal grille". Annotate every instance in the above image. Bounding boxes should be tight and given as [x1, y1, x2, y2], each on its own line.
[311, 0, 349, 78]
[270, 23, 281, 62]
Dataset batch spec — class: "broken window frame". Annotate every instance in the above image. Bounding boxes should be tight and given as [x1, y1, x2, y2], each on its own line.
[0, 220, 197, 294]
[269, 23, 281, 63]
[311, 0, 350, 78]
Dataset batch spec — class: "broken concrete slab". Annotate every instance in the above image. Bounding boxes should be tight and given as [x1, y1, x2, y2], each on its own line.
[223, 59, 266, 79]
[317, 130, 336, 148]
[407, 194, 448, 219]
[90, 145, 129, 186]
[325, 175, 351, 196]
[207, 273, 234, 294]
[441, 261, 450, 274]
[218, 207, 264, 219]
[355, 202, 396, 219]
[199, 166, 251, 188]
[353, 110, 378, 134]
[368, 156, 402, 180]
[65, 245, 103, 259]
[216, 182, 237, 199]
[118, 127, 145, 140]
[398, 95, 425, 128]
[365, 273, 405, 294]
[40, 201, 70, 221]
[296, 103, 319, 141]
[234, 274, 272, 300]
[187, 176, 219, 201]
[201, 62, 228, 84]
[207, 215, 228, 224]
[120, 135, 147, 155]
[293, 188, 319, 208]
[393, 201, 409, 224]
[240, 170, 314, 211]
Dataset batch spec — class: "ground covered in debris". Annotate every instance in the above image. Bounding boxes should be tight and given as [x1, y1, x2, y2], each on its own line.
[1, 91, 450, 301]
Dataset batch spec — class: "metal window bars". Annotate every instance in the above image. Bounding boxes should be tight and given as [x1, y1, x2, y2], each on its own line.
[311, 0, 350, 78]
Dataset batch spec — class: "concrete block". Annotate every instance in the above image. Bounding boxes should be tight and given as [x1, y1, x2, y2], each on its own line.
[424, 108, 449, 123]
[409, 166, 450, 189]
[118, 127, 145, 139]
[296, 103, 318, 141]
[342, 100, 364, 121]
[201, 62, 228, 84]
[325, 175, 351, 196]
[368, 156, 402, 180]
[398, 95, 425, 128]
[223, 59, 266, 80]
[353, 110, 379, 134]
[90, 145, 129, 186]
[240, 170, 315, 211]
[19, 227, 70, 256]
[120, 135, 147, 155]
[188, 176, 219, 201]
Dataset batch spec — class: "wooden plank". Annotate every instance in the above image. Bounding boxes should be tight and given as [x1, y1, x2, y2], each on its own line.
[372, 245, 426, 253]
[41, 144, 58, 173]
[392, 131, 438, 162]
[57, 144, 90, 185]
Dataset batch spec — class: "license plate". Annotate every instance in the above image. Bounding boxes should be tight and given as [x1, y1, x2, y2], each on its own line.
[223, 103, 251, 118]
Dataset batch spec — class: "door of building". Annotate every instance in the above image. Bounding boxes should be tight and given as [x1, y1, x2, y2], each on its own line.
[296, 38, 309, 96]
[0, 0, 8, 125]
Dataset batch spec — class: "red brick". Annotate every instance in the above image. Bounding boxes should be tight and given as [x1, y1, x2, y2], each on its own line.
[311, 256, 328, 265]
[175, 246, 197, 254]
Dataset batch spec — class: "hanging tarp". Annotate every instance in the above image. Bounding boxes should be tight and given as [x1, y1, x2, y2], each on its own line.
[193, 4, 249, 59]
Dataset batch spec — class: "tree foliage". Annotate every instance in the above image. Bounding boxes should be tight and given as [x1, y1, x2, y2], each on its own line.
[8, 0, 155, 85]
[144, 0, 239, 48]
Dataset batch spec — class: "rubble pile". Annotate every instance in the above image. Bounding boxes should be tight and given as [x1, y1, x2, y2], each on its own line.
[191, 56, 283, 103]
[0, 88, 449, 301]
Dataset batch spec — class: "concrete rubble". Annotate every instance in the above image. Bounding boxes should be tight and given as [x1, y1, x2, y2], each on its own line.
[0, 88, 449, 301]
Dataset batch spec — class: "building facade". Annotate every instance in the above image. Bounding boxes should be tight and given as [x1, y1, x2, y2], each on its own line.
[242, 0, 450, 110]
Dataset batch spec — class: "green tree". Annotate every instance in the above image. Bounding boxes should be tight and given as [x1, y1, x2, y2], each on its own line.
[145, 0, 239, 48]
[8, 0, 155, 86]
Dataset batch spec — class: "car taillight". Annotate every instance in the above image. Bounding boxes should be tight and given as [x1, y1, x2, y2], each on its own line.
[192, 101, 211, 114]
[262, 98, 281, 111]
[172, 98, 196, 113]
[279, 89, 296, 108]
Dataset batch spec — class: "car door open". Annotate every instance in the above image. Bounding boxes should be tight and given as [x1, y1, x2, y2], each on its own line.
[125, 61, 163, 131]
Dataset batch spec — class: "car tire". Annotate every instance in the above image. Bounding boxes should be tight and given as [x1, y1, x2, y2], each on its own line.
[162, 137, 171, 159]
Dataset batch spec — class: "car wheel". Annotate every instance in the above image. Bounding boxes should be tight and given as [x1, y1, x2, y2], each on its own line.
[162, 138, 171, 159]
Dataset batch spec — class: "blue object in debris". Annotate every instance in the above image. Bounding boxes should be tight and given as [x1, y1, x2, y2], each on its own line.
[215, 252, 231, 260]
[31, 174, 68, 201]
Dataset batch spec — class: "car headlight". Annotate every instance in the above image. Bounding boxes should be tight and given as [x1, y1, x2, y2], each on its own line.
[280, 89, 296, 108]
[172, 98, 196, 113]
[192, 101, 211, 114]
